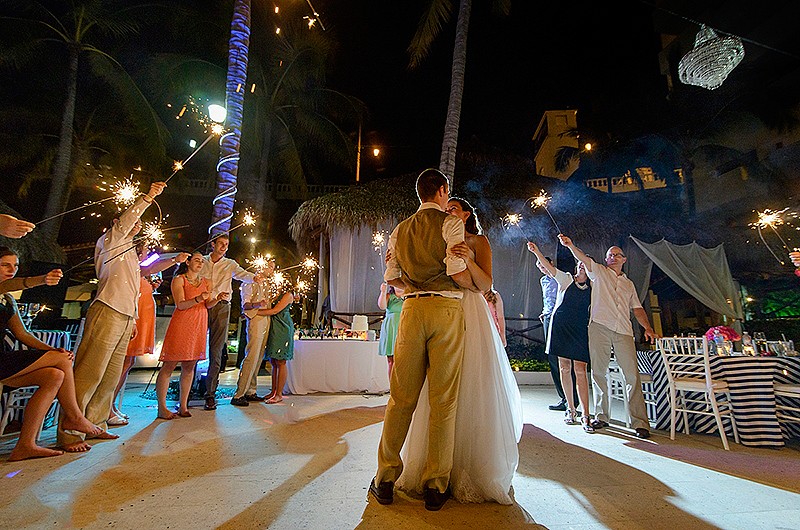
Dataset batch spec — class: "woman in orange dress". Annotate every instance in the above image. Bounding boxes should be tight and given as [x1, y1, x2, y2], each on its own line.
[109, 245, 189, 425]
[156, 252, 228, 420]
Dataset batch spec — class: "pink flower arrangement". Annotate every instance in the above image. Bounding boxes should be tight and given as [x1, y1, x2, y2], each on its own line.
[704, 326, 741, 342]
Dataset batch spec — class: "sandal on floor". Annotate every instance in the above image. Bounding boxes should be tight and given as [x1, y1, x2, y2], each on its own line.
[589, 418, 609, 430]
[582, 417, 595, 433]
[564, 410, 578, 425]
[107, 415, 128, 426]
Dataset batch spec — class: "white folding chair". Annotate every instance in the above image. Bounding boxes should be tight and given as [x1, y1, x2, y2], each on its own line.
[607, 354, 655, 428]
[0, 332, 61, 442]
[658, 336, 739, 450]
[775, 384, 800, 425]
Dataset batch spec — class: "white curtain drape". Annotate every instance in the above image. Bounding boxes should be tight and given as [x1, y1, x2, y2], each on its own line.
[629, 236, 743, 321]
[328, 221, 396, 317]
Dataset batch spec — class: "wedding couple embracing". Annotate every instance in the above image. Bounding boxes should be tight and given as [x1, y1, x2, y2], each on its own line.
[369, 169, 523, 511]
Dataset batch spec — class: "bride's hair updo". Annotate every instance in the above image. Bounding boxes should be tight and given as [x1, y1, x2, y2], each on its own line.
[449, 197, 483, 236]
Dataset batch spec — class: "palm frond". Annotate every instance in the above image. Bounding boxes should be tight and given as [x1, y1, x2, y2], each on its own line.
[408, 0, 454, 69]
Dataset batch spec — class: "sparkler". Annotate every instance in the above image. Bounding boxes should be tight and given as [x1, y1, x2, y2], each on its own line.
[372, 230, 388, 262]
[749, 208, 791, 265]
[295, 278, 311, 296]
[282, 255, 320, 273]
[502, 213, 529, 242]
[247, 253, 274, 272]
[165, 124, 226, 183]
[193, 208, 257, 252]
[527, 190, 562, 233]
[36, 176, 142, 224]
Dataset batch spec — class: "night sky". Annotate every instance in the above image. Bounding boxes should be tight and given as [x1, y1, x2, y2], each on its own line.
[322, 0, 664, 175]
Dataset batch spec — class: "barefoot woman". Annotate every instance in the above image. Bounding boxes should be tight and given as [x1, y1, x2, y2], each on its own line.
[0, 247, 101, 461]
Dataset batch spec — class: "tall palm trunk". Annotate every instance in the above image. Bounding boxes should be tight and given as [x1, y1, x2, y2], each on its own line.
[210, 0, 251, 237]
[41, 45, 79, 243]
[438, 0, 471, 187]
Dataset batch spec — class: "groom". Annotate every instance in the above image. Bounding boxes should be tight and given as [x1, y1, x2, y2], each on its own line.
[369, 168, 474, 511]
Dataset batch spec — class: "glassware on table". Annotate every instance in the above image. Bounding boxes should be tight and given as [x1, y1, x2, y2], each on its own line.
[723, 340, 733, 355]
[17, 302, 28, 319]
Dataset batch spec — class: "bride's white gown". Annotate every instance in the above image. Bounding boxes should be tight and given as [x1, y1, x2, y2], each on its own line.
[396, 289, 523, 504]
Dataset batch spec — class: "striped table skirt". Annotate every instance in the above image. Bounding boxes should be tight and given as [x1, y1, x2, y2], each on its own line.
[28, 330, 71, 350]
[641, 350, 800, 448]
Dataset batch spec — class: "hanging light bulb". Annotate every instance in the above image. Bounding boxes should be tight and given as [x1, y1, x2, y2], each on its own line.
[678, 25, 744, 90]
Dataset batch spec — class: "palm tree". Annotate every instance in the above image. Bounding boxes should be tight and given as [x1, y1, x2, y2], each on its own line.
[209, 0, 251, 237]
[0, 1, 167, 243]
[409, 0, 510, 186]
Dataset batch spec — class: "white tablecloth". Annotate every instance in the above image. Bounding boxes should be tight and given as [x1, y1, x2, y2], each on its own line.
[286, 339, 390, 395]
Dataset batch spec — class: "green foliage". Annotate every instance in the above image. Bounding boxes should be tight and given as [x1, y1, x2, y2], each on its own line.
[505, 336, 549, 372]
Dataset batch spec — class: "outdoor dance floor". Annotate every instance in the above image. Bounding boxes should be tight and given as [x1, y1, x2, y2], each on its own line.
[1, 370, 799, 529]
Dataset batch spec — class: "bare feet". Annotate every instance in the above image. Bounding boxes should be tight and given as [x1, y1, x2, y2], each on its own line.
[176, 410, 192, 418]
[9, 445, 64, 461]
[61, 416, 103, 437]
[90, 430, 119, 440]
[61, 441, 91, 453]
[265, 396, 283, 404]
[157, 411, 176, 420]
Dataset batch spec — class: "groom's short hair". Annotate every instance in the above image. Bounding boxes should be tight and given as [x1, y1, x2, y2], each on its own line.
[416, 168, 450, 202]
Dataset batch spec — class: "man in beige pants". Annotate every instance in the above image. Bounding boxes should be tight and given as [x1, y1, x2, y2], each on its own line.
[58, 181, 166, 452]
[559, 235, 659, 439]
[369, 169, 474, 511]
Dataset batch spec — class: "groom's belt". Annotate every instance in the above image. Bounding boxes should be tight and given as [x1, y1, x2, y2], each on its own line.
[402, 292, 444, 300]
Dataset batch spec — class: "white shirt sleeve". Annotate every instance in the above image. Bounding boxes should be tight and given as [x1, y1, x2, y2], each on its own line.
[384, 225, 401, 282]
[442, 215, 467, 276]
[554, 269, 573, 291]
[585, 259, 604, 282]
[629, 283, 643, 310]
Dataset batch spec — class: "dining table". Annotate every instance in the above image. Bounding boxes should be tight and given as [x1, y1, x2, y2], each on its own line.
[639, 350, 800, 448]
[285, 339, 390, 395]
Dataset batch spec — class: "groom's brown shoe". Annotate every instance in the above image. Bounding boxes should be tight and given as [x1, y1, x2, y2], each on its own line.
[369, 477, 394, 505]
[424, 486, 451, 511]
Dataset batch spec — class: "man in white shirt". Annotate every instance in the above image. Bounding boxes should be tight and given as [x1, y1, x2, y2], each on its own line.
[200, 234, 256, 410]
[559, 235, 658, 439]
[58, 181, 166, 452]
[230, 260, 275, 406]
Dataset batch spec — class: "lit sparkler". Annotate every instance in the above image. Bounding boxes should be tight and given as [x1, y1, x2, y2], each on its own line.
[165, 124, 227, 183]
[295, 278, 311, 296]
[527, 189, 562, 233]
[749, 208, 792, 265]
[247, 253, 274, 272]
[502, 213, 529, 242]
[282, 255, 320, 273]
[111, 178, 141, 208]
[193, 208, 258, 252]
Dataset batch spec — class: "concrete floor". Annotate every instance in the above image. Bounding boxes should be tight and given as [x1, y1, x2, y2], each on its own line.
[1, 368, 799, 530]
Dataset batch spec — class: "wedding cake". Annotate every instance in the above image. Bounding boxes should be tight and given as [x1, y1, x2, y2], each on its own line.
[351, 314, 369, 332]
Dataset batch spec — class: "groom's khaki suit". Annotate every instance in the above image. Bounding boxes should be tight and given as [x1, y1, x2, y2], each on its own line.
[376, 202, 467, 494]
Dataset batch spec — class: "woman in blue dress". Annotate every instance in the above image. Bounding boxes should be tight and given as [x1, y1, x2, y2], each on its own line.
[377, 282, 404, 378]
[262, 288, 296, 404]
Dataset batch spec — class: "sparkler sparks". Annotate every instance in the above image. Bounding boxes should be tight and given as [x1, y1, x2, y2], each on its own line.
[141, 221, 165, 247]
[503, 213, 522, 228]
[372, 231, 386, 250]
[526, 189, 561, 233]
[172, 161, 184, 172]
[301, 256, 319, 271]
[242, 209, 257, 227]
[110, 178, 141, 208]
[750, 208, 793, 265]
[295, 278, 311, 295]
[247, 253, 274, 272]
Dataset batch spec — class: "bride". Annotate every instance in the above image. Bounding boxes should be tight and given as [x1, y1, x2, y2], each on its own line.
[396, 197, 523, 504]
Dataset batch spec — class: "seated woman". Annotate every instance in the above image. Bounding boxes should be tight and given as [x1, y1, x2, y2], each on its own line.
[0, 247, 101, 461]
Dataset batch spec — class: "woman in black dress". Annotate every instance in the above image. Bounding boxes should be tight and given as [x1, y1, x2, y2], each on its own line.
[0, 247, 101, 461]
[528, 242, 594, 433]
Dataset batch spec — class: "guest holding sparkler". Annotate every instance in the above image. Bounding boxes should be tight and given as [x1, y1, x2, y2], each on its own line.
[0, 214, 35, 238]
[108, 244, 189, 425]
[377, 282, 404, 378]
[57, 181, 166, 453]
[558, 234, 658, 438]
[200, 234, 257, 411]
[262, 280, 296, 404]
[528, 242, 594, 432]
[156, 252, 227, 419]
[230, 258, 276, 407]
